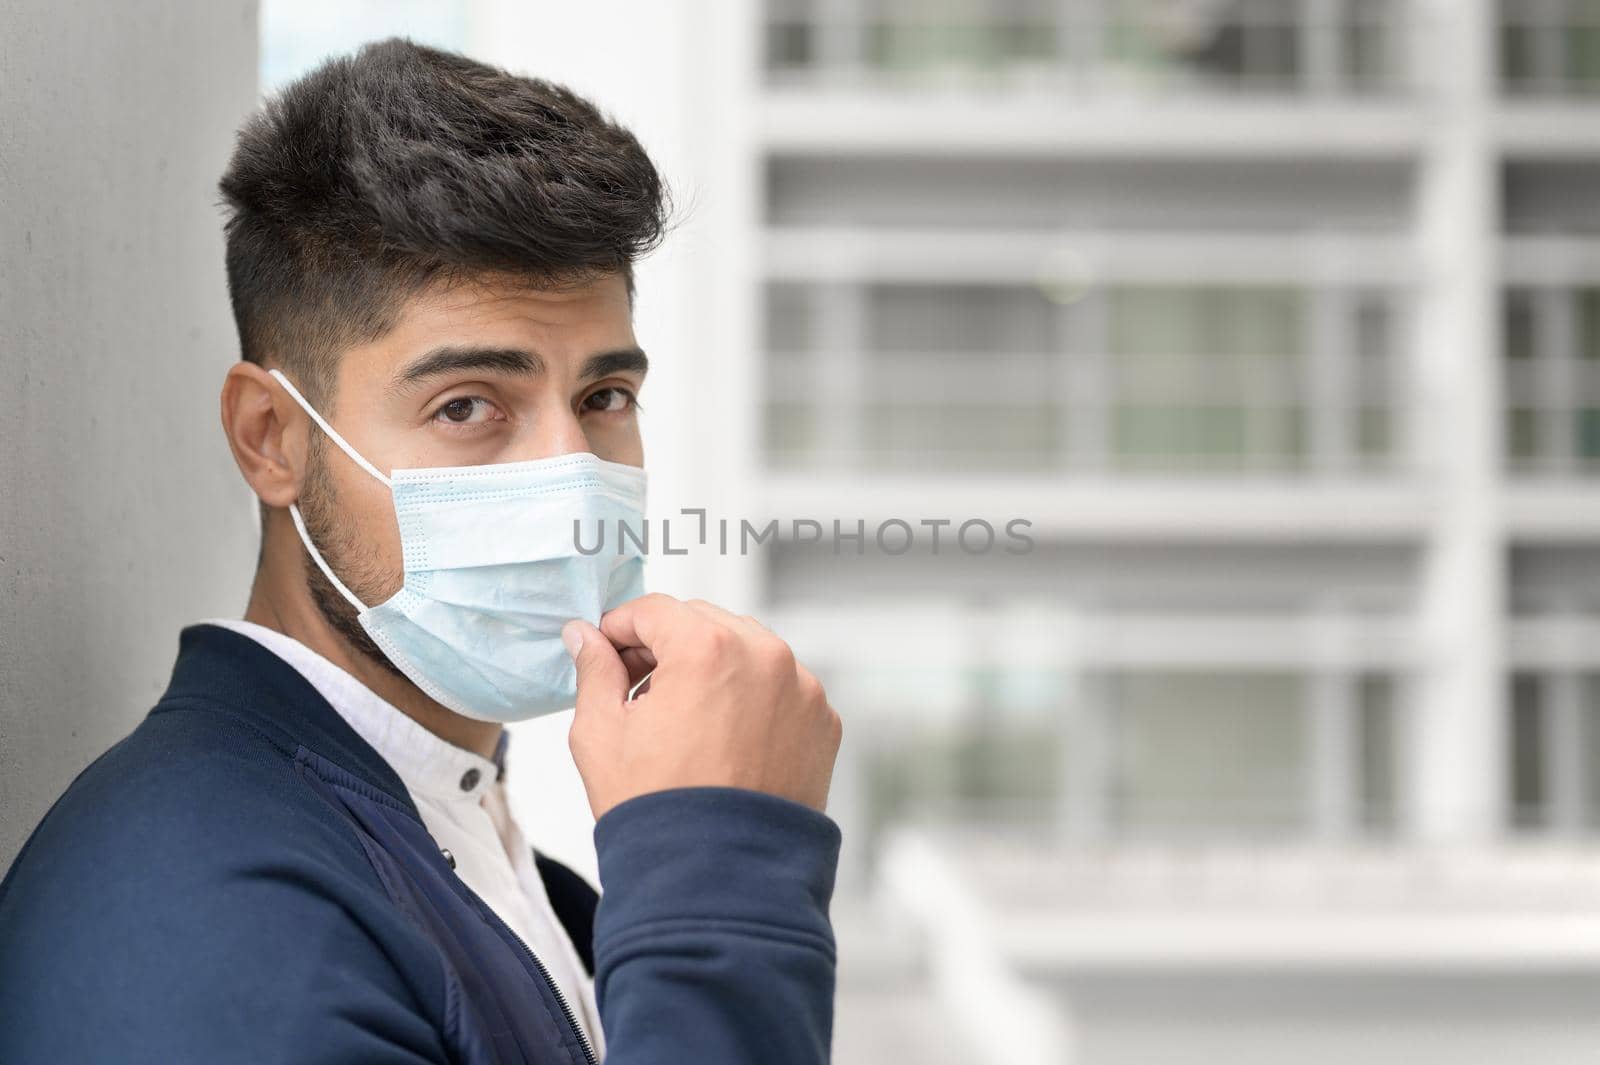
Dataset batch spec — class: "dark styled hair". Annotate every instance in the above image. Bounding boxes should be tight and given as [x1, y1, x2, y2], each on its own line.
[218, 37, 671, 407]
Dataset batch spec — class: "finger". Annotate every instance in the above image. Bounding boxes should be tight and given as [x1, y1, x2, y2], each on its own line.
[563, 619, 630, 745]
[618, 645, 656, 687]
[684, 598, 766, 641]
[598, 592, 696, 657]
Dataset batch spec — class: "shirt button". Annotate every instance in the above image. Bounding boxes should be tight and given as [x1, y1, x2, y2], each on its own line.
[441, 847, 456, 869]
[459, 767, 481, 791]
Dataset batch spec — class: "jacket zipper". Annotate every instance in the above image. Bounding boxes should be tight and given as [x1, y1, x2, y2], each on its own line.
[500, 917, 599, 1065]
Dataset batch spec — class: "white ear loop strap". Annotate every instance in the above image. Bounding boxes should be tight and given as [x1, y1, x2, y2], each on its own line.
[267, 368, 381, 614]
[267, 368, 392, 488]
[288, 502, 367, 613]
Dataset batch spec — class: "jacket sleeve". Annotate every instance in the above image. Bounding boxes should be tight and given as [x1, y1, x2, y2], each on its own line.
[591, 785, 843, 1065]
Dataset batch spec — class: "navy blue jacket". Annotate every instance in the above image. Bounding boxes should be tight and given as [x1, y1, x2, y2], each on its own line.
[0, 624, 842, 1064]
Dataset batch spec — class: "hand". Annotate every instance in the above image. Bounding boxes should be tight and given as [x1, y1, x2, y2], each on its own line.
[562, 594, 842, 820]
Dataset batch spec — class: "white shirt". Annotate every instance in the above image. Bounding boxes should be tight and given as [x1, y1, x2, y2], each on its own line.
[204, 618, 605, 1058]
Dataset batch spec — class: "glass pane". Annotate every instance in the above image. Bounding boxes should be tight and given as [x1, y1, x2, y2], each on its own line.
[1346, 13, 1388, 92]
[1251, 405, 1305, 463]
[1578, 408, 1600, 460]
[861, 403, 1060, 471]
[1356, 406, 1390, 457]
[1580, 289, 1600, 360]
[1113, 404, 1184, 461]
[765, 402, 816, 460]
[765, 283, 814, 352]
[1111, 286, 1300, 360]
[1110, 288, 1198, 358]
[1238, 288, 1301, 359]
[1584, 674, 1600, 827]
[1567, 26, 1600, 91]
[1501, 24, 1538, 92]
[1196, 406, 1251, 455]
[1508, 407, 1540, 461]
[1355, 294, 1393, 363]
[1244, 23, 1299, 85]
[867, 284, 1059, 354]
[865, 722, 1062, 828]
[1511, 673, 1546, 830]
[1357, 673, 1396, 832]
[1110, 672, 1308, 836]
[864, 15, 1057, 74]
[1505, 290, 1536, 361]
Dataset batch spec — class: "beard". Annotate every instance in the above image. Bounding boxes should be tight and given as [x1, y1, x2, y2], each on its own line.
[298, 433, 408, 683]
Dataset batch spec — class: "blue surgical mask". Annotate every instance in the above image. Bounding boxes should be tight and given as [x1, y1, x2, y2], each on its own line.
[268, 368, 646, 723]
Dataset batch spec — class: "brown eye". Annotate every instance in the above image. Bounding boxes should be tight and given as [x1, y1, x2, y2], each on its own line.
[432, 396, 496, 425]
[583, 387, 636, 414]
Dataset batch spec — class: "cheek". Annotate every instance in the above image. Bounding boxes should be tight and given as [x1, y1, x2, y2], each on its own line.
[584, 417, 644, 466]
[334, 468, 404, 580]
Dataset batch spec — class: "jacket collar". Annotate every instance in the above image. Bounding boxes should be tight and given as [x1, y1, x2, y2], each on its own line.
[156, 622, 423, 821]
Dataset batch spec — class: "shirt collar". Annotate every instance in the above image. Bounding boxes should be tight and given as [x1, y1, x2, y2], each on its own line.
[202, 618, 505, 804]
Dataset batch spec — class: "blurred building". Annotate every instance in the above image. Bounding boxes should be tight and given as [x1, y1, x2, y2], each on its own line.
[747, 1, 1600, 1063]
[258, 2, 1600, 1062]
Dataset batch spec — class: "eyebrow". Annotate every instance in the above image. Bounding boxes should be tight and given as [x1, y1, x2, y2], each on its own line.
[579, 347, 649, 381]
[390, 344, 649, 394]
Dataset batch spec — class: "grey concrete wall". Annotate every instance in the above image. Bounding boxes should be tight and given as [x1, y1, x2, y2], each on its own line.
[0, 1, 261, 869]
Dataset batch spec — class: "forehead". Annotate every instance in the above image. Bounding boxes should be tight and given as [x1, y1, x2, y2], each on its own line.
[345, 270, 636, 381]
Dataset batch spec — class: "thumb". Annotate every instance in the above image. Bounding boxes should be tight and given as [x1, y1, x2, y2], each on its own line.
[564, 618, 629, 710]
[563, 619, 629, 817]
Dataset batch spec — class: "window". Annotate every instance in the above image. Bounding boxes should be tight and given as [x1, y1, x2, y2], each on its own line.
[1501, 0, 1600, 95]
[1108, 286, 1306, 472]
[1108, 672, 1309, 836]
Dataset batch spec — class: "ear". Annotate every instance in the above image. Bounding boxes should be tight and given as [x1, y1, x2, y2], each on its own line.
[220, 361, 306, 509]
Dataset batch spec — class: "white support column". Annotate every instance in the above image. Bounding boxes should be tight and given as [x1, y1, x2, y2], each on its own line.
[1059, 671, 1113, 843]
[1310, 670, 1358, 839]
[697, 0, 772, 616]
[1407, 0, 1505, 844]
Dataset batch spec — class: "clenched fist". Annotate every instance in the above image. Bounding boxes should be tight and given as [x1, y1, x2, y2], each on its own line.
[561, 594, 842, 820]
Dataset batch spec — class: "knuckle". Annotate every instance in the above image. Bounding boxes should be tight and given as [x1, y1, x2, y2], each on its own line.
[695, 621, 735, 658]
[797, 667, 826, 702]
[760, 636, 797, 675]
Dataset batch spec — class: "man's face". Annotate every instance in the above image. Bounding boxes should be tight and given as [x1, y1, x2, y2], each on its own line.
[296, 270, 646, 667]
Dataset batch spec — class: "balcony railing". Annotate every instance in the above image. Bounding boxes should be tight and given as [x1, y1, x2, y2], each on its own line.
[764, 0, 1417, 98]
[763, 270, 1413, 477]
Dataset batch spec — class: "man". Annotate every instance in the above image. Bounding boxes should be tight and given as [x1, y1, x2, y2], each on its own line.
[0, 38, 843, 1065]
